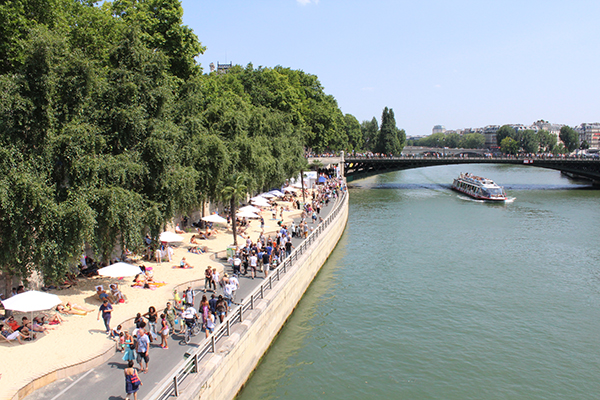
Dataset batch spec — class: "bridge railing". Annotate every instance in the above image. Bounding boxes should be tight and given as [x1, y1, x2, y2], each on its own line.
[147, 188, 348, 400]
[345, 154, 599, 161]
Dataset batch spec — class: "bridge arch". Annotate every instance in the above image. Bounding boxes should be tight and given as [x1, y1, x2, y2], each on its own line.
[343, 156, 600, 184]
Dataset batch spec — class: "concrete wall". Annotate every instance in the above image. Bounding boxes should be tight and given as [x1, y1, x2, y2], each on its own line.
[175, 193, 349, 400]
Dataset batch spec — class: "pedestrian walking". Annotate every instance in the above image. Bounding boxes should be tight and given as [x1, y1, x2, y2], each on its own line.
[124, 360, 142, 400]
[163, 302, 176, 332]
[204, 266, 213, 292]
[159, 314, 169, 349]
[136, 330, 150, 373]
[184, 286, 195, 307]
[97, 299, 113, 334]
[122, 331, 135, 362]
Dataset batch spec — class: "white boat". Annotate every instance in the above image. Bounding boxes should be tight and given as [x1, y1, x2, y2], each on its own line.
[451, 172, 507, 201]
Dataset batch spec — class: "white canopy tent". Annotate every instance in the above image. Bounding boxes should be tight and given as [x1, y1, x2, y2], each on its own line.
[201, 214, 228, 224]
[97, 262, 142, 278]
[236, 210, 260, 219]
[251, 198, 271, 207]
[238, 205, 262, 214]
[268, 190, 285, 197]
[159, 231, 184, 243]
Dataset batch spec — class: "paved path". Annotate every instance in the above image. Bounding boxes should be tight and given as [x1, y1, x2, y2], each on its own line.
[25, 194, 337, 400]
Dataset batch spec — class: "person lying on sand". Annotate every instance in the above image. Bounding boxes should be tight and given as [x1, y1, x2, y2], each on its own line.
[56, 303, 93, 315]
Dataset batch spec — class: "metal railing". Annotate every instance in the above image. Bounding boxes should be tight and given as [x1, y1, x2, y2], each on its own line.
[148, 188, 348, 400]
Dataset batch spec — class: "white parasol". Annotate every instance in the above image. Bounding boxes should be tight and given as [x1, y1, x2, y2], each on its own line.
[282, 186, 298, 192]
[97, 262, 142, 278]
[261, 193, 276, 198]
[268, 190, 285, 197]
[159, 231, 184, 243]
[238, 205, 262, 214]
[236, 210, 260, 219]
[2, 291, 61, 313]
[201, 214, 228, 224]
[251, 198, 271, 207]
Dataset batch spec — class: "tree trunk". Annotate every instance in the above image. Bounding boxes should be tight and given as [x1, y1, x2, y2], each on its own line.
[231, 199, 237, 246]
[300, 169, 306, 205]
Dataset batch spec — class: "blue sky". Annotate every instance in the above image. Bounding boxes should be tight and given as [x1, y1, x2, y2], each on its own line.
[180, 0, 600, 136]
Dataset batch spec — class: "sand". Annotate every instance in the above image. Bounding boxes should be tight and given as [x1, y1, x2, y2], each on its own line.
[0, 201, 304, 400]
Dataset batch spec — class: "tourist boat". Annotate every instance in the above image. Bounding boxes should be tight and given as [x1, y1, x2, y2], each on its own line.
[451, 172, 507, 201]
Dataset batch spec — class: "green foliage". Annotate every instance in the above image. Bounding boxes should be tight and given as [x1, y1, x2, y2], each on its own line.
[445, 132, 461, 148]
[0, 1, 354, 284]
[496, 125, 516, 146]
[361, 117, 379, 151]
[521, 130, 539, 153]
[580, 140, 590, 150]
[374, 107, 405, 155]
[536, 130, 557, 153]
[559, 126, 579, 153]
[500, 137, 519, 155]
[459, 133, 485, 149]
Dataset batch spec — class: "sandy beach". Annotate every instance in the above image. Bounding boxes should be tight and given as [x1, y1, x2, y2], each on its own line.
[1, 201, 304, 400]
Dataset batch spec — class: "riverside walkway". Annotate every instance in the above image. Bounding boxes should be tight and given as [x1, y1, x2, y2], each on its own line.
[24, 196, 339, 400]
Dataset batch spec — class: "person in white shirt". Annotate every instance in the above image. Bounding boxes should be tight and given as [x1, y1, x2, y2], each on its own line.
[249, 251, 258, 279]
[223, 283, 236, 306]
[181, 306, 198, 333]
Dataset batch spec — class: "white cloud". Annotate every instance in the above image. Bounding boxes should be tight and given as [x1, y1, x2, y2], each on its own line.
[297, 0, 319, 5]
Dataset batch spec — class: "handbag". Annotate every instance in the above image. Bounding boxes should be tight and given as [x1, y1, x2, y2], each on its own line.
[130, 370, 141, 389]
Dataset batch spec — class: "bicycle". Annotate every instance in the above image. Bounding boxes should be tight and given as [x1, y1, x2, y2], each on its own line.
[183, 318, 201, 344]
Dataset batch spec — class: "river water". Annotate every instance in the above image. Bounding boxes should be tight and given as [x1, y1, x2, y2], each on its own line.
[237, 164, 600, 400]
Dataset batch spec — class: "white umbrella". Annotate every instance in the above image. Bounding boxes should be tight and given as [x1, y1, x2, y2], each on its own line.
[251, 198, 271, 207]
[201, 214, 228, 224]
[159, 231, 184, 243]
[268, 190, 285, 197]
[292, 180, 309, 188]
[2, 291, 61, 313]
[97, 262, 142, 278]
[282, 186, 298, 192]
[238, 205, 262, 213]
[261, 193, 276, 198]
[236, 210, 260, 219]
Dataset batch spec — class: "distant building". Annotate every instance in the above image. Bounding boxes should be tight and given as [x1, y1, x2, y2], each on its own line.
[483, 125, 500, 147]
[432, 125, 446, 134]
[575, 123, 600, 149]
[217, 62, 233, 74]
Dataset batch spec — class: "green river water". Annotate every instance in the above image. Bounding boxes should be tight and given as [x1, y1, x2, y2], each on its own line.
[237, 164, 600, 400]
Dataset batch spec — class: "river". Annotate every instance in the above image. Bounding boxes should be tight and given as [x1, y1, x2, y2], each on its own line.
[237, 164, 600, 400]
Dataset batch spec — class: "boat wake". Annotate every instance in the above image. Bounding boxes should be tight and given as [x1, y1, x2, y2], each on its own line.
[457, 194, 516, 204]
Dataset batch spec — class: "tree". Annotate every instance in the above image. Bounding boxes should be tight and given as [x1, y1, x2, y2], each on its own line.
[580, 140, 590, 150]
[459, 133, 485, 149]
[521, 130, 539, 153]
[375, 107, 405, 155]
[445, 132, 461, 148]
[500, 137, 519, 155]
[221, 174, 247, 246]
[343, 114, 363, 151]
[361, 117, 378, 151]
[536, 130, 556, 153]
[559, 126, 579, 153]
[496, 125, 516, 146]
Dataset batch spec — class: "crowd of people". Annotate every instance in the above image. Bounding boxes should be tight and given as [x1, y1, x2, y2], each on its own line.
[0, 174, 347, 400]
